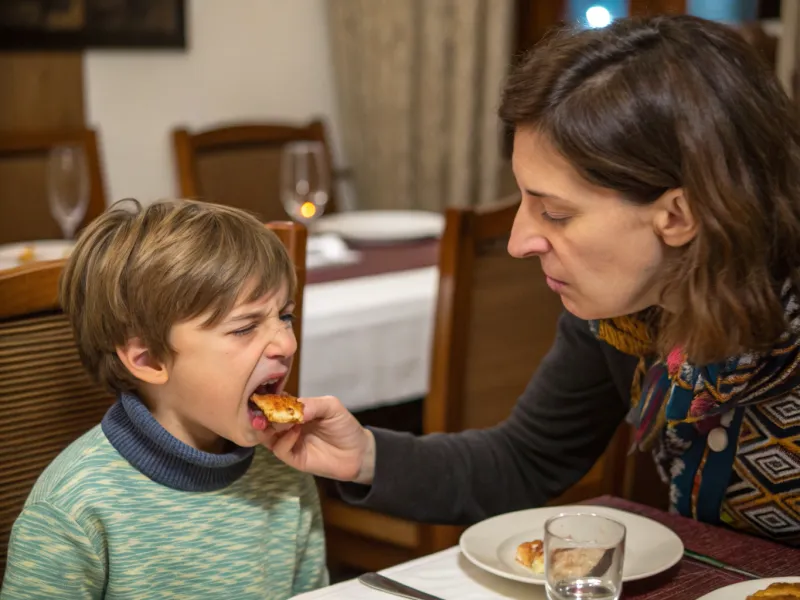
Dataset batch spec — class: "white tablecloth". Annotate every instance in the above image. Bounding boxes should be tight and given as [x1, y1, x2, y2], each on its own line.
[299, 267, 438, 412]
[293, 546, 543, 599]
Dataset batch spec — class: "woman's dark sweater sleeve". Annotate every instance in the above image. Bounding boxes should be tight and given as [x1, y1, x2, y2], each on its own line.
[337, 311, 630, 525]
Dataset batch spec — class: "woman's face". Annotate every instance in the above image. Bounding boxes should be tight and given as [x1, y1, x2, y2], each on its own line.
[508, 128, 671, 320]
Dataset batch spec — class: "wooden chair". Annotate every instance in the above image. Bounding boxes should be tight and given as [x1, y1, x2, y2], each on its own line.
[0, 221, 307, 579]
[172, 120, 338, 222]
[0, 129, 107, 245]
[0, 259, 115, 581]
[321, 197, 630, 572]
[263, 221, 308, 397]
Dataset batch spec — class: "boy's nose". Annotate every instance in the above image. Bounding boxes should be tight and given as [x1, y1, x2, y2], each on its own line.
[265, 325, 298, 359]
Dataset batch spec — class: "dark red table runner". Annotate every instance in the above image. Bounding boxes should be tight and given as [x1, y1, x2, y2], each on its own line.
[306, 239, 439, 284]
[586, 496, 800, 599]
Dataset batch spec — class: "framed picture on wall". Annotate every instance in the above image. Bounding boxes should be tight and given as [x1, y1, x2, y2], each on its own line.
[0, 0, 186, 50]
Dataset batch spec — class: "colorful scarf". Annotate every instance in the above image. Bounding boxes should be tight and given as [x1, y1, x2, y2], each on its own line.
[590, 283, 800, 524]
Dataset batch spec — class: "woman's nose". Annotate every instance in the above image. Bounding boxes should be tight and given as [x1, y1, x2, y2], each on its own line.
[508, 203, 551, 258]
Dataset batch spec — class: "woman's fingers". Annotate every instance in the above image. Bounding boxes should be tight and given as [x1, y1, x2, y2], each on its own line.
[271, 425, 303, 461]
[295, 395, 341, 422]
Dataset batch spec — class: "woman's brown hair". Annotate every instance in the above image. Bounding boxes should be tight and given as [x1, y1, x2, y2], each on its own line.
[499, 15, 800, 364]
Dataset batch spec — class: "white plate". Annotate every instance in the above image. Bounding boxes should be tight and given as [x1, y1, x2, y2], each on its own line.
[311, 210, 444, 243]
[697, 576, 800, 599]
[0, 240, 75, 271]
[459, 505, 684, 585]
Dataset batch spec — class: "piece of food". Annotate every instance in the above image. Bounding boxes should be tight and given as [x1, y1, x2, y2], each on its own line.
[17, 246, 35, 264]
[516, 539, 607, 579]
[250, 393, 304, 424]
[747, 582, 800, 599]
[516, 540, 545, 574]
[550, 547, 607, 579]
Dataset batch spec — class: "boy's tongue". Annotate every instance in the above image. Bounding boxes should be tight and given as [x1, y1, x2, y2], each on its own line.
[249, 401, 268, 430]
[251, 413, 267, 430]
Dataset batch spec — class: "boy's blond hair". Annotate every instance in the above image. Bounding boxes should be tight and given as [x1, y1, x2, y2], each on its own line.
[60, 198, 297, 393]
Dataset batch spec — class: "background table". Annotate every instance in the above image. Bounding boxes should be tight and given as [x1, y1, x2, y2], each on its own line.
[295, 496, 800, 600]
[300, 240, 439, 412]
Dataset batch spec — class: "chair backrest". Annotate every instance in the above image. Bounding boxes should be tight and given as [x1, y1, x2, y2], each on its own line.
[0, 221, 307, 578]
[0, 259, 115, 580]
[425, 197, 561, 434]
[0, 129, 107, 245]
[419, 198, 629, 550]
[172, 120, 337, 222]
[264, 221, 308, 397]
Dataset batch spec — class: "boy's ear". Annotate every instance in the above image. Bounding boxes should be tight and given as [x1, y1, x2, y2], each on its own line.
[116, 337, 169, 385]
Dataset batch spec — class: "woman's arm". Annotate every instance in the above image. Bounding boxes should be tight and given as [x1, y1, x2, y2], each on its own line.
[336, 311, 632, 524]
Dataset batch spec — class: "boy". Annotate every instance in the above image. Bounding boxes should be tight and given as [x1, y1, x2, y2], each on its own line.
[0, 199, 327, 599]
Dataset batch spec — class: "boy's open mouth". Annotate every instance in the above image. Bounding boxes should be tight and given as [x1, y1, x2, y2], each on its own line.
[247, 376, 283, 429]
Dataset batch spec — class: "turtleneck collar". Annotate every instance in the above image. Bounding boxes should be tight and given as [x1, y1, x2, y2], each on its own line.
[101, 392, 254, 492]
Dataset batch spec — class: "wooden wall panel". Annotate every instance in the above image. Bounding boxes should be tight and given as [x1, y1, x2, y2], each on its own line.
[0, 53, 85, 131]
[0, 52, 85, 244]
[629, 0, 687, 17]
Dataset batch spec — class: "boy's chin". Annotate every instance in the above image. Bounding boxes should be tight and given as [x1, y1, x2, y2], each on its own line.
[234, 418, 295, 449]
[243, 431, 271, 447]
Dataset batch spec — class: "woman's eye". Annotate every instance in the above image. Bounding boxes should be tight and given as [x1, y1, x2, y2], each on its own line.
[541, 212, 570, 224]
[280, 313, 296, 326]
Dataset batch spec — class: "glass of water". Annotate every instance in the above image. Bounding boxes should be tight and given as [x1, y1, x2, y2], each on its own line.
[544, 513, 625, 600]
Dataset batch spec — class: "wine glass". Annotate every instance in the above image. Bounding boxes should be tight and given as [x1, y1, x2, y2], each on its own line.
[47, 145, 90, 240]
[280, 141, 330, 225]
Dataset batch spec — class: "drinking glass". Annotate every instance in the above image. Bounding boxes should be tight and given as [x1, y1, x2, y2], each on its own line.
[280, 141, 330, 225]
[47, 144, 90, 239]
[545, 513, 625, 600]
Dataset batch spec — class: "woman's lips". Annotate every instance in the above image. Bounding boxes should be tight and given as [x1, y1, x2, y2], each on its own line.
[545, 275, 566, 293]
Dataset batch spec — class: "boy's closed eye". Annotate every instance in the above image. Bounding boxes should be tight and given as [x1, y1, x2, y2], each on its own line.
[227, 312, 265, 337]
[228, 302, 296, 337]
[230, 314, 295, 336]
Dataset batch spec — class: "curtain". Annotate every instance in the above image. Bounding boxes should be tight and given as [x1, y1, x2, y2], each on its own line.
[326, 0, 514, 211]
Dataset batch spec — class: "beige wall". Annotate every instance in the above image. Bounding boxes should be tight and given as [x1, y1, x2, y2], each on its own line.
[85, 0, 343, 206]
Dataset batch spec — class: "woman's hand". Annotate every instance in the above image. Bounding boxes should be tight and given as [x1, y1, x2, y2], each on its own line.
[266, 395, 376, 484]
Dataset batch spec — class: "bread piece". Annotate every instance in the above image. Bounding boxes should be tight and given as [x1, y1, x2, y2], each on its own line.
[516, 540, 545, 574]
[550, 547, 607, 580]
[747, 582, 800, 599]
[250, 393, 304, 424]
[18, 246, 35, 264]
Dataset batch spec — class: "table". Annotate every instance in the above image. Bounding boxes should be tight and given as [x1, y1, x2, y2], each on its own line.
[300, 240, 440, 412]
[294, 496, 800, 600]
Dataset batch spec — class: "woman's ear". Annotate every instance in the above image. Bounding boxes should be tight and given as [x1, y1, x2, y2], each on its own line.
[652, 188, 697, 247]
[116, 337, 169, 385]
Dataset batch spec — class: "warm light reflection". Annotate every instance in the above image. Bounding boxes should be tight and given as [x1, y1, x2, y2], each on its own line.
[300, 201, 317, 219]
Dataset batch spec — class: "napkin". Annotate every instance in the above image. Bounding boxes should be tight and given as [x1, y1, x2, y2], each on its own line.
[306, 234, 361, 269]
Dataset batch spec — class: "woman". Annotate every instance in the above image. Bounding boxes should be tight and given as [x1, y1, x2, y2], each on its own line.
[268, 14, 800, 546]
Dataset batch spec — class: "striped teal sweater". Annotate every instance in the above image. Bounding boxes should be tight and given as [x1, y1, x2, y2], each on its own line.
[1, 395, 327, 599]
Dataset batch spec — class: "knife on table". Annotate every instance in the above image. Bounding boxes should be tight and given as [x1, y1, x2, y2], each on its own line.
[683, 549, 760, 579]
[358, 572, 446, 600]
